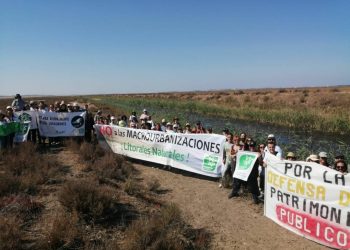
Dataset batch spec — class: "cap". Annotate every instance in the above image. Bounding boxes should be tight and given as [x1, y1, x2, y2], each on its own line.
[29, 100, 35, 105]
[319, 152, 328, 158]
[166, 122, 172, 126]
[67, 103, 72, 107]
[143, 109, 147, 112]
[185, 123, 190, 127]
[267, 134, 275, 139]
[286, 152, 295, 158]
[6, 106, 12, 110]
[60, 101, 65, 105]
[161, 118, 166, 123]
[73, 102, 79, 107]
[173, 124, 179, 128]
[111, 116, 116, 120]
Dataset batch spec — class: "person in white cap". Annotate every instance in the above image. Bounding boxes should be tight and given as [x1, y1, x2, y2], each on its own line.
[140, 109, 149, 121]
[160, 118, 167, 132]
[319, 152, 330, 167]
[110, 116, 118, 125]
[166, 122, 174, 133]
[264, 134, 283, 157]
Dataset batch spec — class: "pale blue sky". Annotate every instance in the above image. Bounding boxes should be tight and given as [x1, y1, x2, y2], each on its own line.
[1, 0, 349, 95]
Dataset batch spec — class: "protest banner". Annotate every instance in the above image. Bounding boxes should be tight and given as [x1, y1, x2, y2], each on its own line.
[38, 111, 86, 137]
[15, 110, 38, 129]
[0, 122, 22, 136]
[14, 121, 31, 143]
[94, 124, 226, 177]
[233, 151, 259, 181]
[264, 154, 350, 249]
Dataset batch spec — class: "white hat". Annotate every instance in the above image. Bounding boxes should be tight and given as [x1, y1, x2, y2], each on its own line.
[111, 116, 116, 120]
[267, 134, 275, 139]
[161, 118, 166, 123]
[166, 122, 172, 126]
[307, 154, 319, 162]
[6, 106, 12, 110]
[143, 109, 147, 112]
[173, 124, 179, 128]
[319, 152, 328, 158]
[73, 102, 79, 107]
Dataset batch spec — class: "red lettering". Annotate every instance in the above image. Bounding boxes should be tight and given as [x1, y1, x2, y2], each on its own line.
[100, 125, 112, 137]
[276, 205, 350, 249]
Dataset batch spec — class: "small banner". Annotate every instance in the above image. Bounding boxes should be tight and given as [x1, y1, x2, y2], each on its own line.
[233, 151, 259, 181]
[38, 111, 86, 137]
[0, 122, 22, 136]
[14, 121, 31, 143]
[94, 124, 226, 177]
[15, 110, 38, 129]
[264, 154, 350, 249]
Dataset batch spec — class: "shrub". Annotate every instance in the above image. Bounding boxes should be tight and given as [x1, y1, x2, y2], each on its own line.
[124, 204, 211, 250]
[0, 215, 23, 250]
[95, 152, 134, 181]
[43, 211, 82, 249]
[124, 178, 141, 196]
[59, 179, 119, 223]
[147, 178, 161, 193]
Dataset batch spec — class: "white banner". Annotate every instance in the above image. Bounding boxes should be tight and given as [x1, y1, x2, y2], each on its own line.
[38, 111, 86, 137]
[94, 124, 226, 177]
[233, 151, 259, 181]
[264, 154, 350, 249]
[15, 110, 38, 129]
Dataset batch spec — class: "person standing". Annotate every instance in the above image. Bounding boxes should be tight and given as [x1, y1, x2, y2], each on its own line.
[84, 104, 94, 142]
[11, 94, 25, 111]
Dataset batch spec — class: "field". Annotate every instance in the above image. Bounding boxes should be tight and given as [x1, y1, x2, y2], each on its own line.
[0, 86, 345, 249]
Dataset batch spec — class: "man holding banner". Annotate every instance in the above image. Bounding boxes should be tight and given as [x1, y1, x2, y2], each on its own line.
[228, 142, 261, 204]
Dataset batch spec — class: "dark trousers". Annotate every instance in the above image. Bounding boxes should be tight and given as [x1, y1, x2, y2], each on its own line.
[232, 173, 260, 196]
[260, 168, 265, 192]
[28, 129, 37, 143]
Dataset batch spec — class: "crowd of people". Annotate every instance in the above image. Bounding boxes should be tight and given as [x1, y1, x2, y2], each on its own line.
[1, 94, 349, 206]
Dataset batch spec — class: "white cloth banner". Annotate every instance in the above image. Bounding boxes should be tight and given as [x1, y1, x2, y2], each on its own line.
[15, 110, 38, 129]
[264, 154, 350, 249]
[38, 111, 86, 137]
[94, 124, 226, 177]
[14, 121, 31, 143]
[233, 151, 259, 181]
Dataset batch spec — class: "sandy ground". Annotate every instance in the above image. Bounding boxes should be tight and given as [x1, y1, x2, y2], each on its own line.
[133, 163, 327, 250]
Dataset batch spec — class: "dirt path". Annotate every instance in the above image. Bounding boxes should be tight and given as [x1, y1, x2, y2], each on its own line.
[133, 163, 327, 250]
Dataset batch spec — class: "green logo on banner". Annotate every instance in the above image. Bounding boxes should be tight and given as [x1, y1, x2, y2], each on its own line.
[203, 155, 219, 172]
[238, 155, 256, 170]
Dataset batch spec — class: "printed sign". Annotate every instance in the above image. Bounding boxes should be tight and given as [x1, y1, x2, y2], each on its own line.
[38, 111, 86, 137]
[233, 151, 259, 181]
[264, 154, 350, 249]
[15, 110, 38, 129]
[14, 121, 31, 142]
[94, 124, 226, 177]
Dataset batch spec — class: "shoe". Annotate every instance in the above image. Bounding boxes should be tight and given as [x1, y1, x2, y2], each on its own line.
[228, 192, 239, 199]
[252, 194, 260, 204]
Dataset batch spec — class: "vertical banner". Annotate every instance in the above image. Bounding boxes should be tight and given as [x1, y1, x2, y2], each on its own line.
[14, 122, 31, 142]
[264, 154, 350, 249]
[94, 124, 226, 177]
[38, 111, 86, 137]
[233, 151, 259, 181]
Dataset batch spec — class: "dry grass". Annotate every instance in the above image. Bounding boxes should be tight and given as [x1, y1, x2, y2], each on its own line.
[59, 179, 120, 223]
[124, 203, 211, 250]
[0, 215, 23, 250]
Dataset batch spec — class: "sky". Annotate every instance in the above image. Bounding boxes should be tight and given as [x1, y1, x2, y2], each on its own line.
[0, 0, 349, 96]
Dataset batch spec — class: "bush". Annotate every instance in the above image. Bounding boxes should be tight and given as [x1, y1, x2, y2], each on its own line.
[124, 178, 141, 196]
[0, 215, 23, 250]
[42, 211, 82, 249]
[147, 178, 161, 193]
[95, 152, 134, 181]
[59, 179, 119, 223]
[124, 204, 211, 250]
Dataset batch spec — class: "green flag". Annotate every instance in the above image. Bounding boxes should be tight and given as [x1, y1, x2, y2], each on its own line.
[0, 122, 22, 136]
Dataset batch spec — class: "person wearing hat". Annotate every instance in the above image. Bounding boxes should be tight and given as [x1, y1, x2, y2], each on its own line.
[173, 117, 181, 128]
[166, 122, 174, 133]
[160, 118, 167, 132]
[11, 94, 25, 111]
[264, 134, 283, 158]
[335, 153, 345, 164]
[140, 109, 149, 121]
[306, 154, 319, 163]
[286, 152, 296, 161]
[319, 152, 330, 167]
[184, 123, 192, 134]
[72, 103, 81, 112]
[109, 116, 117, 125]
[94, 110, 103, 124]
[67, 103, 73, 112]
